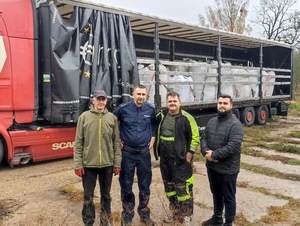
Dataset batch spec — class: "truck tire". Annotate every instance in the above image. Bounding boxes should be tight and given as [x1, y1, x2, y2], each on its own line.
[232, 108, 240, 121]
[241, 107, 255, 126]
[255, 105, 269, 125]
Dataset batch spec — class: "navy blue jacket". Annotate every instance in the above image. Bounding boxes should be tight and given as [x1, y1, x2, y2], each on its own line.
[113, 100, 156, 148]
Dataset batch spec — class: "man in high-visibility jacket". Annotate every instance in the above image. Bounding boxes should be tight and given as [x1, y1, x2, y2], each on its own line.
[154, 91, 200, 226]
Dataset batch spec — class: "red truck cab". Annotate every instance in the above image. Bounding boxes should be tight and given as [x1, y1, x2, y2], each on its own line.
[0, 0, 75, 167]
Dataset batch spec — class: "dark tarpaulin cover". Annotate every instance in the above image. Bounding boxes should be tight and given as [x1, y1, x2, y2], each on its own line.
[39, 3, 139, 124]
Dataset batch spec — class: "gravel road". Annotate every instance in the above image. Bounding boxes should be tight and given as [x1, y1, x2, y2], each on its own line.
[1, 117, 300, 226]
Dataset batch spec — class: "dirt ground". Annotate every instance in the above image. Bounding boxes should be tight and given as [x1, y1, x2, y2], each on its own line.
[1, 116, 300, 226]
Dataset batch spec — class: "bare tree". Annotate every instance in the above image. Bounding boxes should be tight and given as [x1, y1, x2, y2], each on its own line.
[254, 0, 300, 48]
[286, 11, 300, 47]
[198, 0, 252, 35]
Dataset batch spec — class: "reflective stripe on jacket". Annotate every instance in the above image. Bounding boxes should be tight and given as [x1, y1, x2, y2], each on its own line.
[154, 109, 200, 164]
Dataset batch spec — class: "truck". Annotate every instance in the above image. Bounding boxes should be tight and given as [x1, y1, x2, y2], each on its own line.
[0, 0, 293, 167]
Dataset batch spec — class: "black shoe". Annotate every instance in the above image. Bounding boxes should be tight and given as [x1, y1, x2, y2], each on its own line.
[100, 218, 112, 226]
[84, 222, 94, 226]
[140, 217, 155, 226]
[202, 216, 223, 226]
[223, 223, 232, 226]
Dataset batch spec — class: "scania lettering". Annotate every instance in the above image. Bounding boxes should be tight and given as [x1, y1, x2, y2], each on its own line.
[52, 142, 75, 151]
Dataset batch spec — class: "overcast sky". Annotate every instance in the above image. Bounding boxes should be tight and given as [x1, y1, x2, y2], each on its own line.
[92, 0, 299, 38]
[94, 0, 261, 22]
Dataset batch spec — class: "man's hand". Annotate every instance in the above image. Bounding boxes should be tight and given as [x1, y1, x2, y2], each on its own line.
[74, 168, 85, 177]
[148, 137, 156, 150]
[186, 152, 193, 163]
[113, 167, 121, 176]
[205, 150, 218, 162]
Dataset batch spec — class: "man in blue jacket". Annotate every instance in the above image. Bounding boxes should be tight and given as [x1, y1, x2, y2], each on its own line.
[113, 85, 157, 226]
[201, 94, 244, 226]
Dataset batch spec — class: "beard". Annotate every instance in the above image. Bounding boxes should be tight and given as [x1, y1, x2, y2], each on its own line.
[218, 109, 230, 116]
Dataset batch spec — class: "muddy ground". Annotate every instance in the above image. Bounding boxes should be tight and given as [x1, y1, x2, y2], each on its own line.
[0, 116, 300, 226]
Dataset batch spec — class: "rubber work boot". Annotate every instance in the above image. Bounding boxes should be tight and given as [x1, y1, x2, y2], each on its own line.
[140, 217, 155, 226]
[121, 219, 132, 226]
[100, 217, 111, 226]
[202, 216, 223, 226]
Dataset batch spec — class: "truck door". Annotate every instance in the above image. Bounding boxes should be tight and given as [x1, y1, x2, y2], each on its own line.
[0, 15, 13, 116]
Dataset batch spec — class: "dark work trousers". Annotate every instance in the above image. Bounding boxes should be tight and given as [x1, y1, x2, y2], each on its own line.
[82, 166, 113, 226]
[119, 145, 152, 222]
[159, 142, 194, 219]
[207, 167, 238, 224]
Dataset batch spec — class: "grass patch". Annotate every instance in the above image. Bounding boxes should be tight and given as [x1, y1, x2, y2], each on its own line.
[291, 131, 300, 139]
[242, 140, 270, 150]
[287, 159, 300, 165]
[236, 187, 295, 225]
[243, 126, 272, 143]
[59, 184, 103, 209]
[234, 212, 253, 226]
[242, 147, 300, 165]
[242, 124, 287, 148]
[0, 199, 23, 222]
[269, 143, 300, 155]
[283, 138, 300, 145]
[60, 183, 122, 223]
[241, 162, 300, 181]
[59, 184, 83, 203]
[242, 148, 264, 157]
[237, 107, 300, 225]
[287, 100, 300, 116]
[288, 199, 300, 211]
[260, 206, 290, 224]
[237, 181, 292, 201]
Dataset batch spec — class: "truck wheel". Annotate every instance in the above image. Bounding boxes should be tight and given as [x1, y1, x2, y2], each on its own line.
[232, 108, 240, 121]
[241, 107, 255, 126]
[255, 105, 269, 125]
